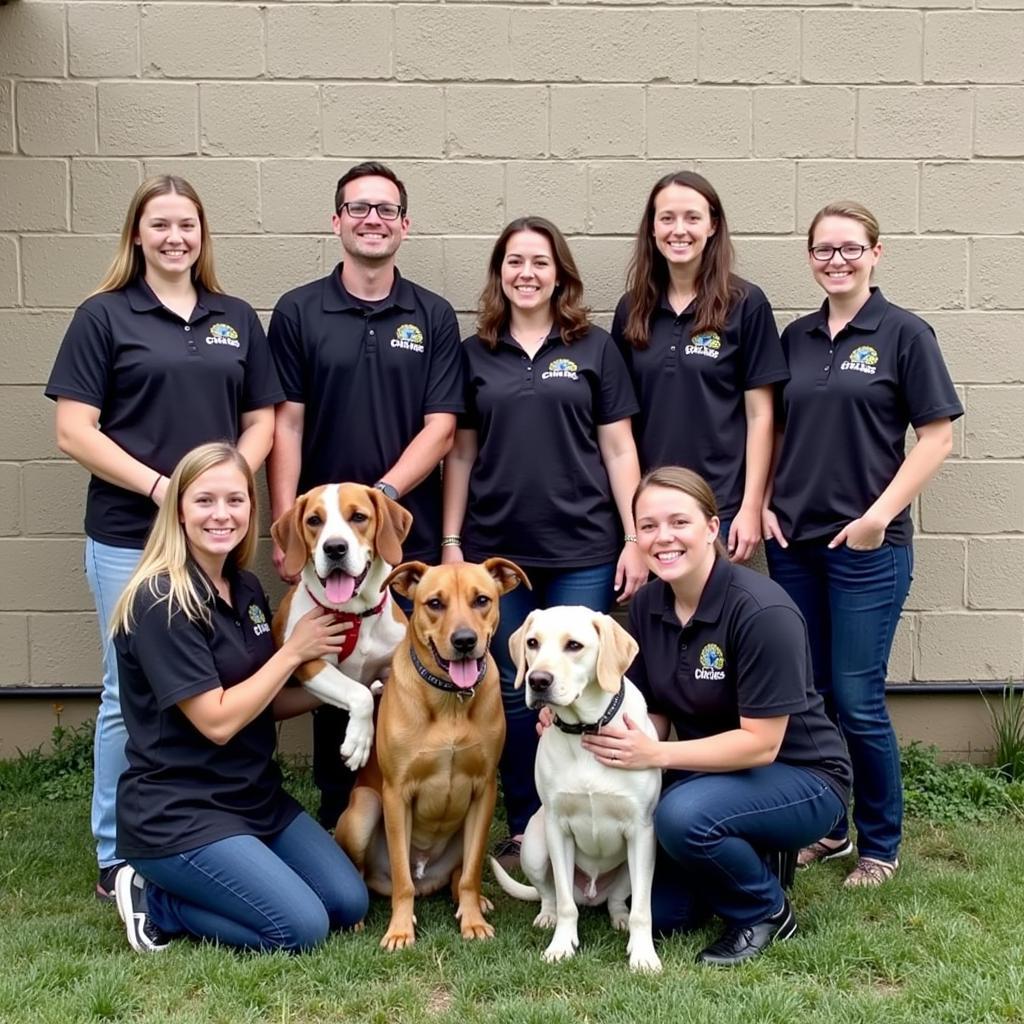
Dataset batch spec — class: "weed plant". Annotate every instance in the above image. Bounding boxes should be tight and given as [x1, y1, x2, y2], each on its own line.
[981, 685, 1024, 781]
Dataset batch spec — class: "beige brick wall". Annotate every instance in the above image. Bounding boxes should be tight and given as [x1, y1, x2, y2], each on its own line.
[1, 0, 1022, 694]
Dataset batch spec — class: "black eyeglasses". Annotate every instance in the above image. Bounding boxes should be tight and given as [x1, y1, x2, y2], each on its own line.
[338, 201, 404, 221]
[809, 243, 873, 262]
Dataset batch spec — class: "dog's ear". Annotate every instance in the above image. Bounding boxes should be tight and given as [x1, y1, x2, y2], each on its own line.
[383, 560, 429, 599]
[367, 487, 413, 567]
[593, 614, 639, 694]
[508, 610, 537, 690]
[271, 493, 310, 580]
[483, 557, 532, 596]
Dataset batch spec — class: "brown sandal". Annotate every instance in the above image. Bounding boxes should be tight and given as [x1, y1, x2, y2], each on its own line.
[843, 856, 899, 887]
[796, 837, 854, 869]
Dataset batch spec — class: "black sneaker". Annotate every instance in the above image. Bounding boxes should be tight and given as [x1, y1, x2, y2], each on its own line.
[697, 898, 797, 967]
[96, 863, 123, 904]
[114, 866, 170, 953]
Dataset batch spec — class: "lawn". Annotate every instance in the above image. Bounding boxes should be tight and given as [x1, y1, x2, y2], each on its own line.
[2, 736, 1023, 1024]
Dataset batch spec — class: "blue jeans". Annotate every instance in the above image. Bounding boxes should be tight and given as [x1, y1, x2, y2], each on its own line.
[84, 538, 142, 868]
[493, 561, 617, 836]
[132, 811, 369, 952]
[765, 539, 912, 862]
[652, 764, 846, 932]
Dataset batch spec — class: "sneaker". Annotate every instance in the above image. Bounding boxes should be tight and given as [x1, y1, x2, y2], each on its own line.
[114, 865, 170, 953]
[843, 856, 899, 888]
[697, 898, 798, 967]
[796, 837, 854, 869]
[492, 835, 522, 873]
[96, 862, 124, 903]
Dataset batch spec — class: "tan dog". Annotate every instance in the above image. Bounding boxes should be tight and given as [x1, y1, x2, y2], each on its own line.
[271, 483, 412, 772]
[337, 558, 530, 951]
[492, 606, 662, 973]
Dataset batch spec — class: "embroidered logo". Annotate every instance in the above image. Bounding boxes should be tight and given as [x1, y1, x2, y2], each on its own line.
[248, 603, 271, 637]
[541, 357, 579, 381]
[695, 642, 726, 681]
[390, 323, 424, 353]
[685, 331, 722, 359]
[841, 345, 879, 375]
[206, 322, 240, 348]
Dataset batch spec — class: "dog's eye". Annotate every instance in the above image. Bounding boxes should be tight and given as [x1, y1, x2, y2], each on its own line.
[350, 512, 368, 524]
[426, 597, 444, 611]
[525, 637, 539, 649]
[306, 514, 322, 528]
[472, 594, 491, 608]
[565, 640, 584, 652]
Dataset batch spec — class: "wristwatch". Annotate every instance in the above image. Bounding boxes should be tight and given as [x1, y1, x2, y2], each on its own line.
[374, 481, 399, 501]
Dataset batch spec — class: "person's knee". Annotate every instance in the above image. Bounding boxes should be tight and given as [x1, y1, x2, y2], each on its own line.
[323, 877, 369, 931]
[654, 792, 714, 862]
[268, 899, 332, 953]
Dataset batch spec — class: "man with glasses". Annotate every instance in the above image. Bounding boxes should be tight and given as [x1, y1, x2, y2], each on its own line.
[267, 161, 465, 829]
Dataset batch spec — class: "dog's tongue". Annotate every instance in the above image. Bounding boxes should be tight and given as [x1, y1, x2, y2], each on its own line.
[325, 570, 355, 604]
[448, 658, 481, 690]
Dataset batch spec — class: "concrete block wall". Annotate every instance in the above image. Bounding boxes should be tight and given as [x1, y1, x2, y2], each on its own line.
[1, 0, 1022, 693]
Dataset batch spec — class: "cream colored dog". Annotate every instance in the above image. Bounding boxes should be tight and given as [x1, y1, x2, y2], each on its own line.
[491, 606, 662, 973]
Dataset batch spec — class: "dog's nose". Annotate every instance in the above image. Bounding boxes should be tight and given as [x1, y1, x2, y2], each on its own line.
[528, 670, 553, 692]
[322, 539, 348, 561]
[451, 628, 478, 655]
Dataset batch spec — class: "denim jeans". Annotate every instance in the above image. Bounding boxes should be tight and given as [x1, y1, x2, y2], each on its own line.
[132, 811, 369, 952]
[84, 538, 142, 868]
[652, 764, 846, 933]
[765, 539, 912, 862]
[492, 561, 618, 837]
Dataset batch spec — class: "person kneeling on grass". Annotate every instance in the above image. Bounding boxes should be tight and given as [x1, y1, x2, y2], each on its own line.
[109, 442, 368, 953]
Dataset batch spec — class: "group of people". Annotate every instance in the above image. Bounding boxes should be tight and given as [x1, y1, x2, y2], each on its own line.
[45, 161, 961, 964]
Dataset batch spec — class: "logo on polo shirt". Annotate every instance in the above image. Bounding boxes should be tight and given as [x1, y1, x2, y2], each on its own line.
[841, 345, 878, 375]
[206, 323, 240, 348]
[390, 323, 424, 353]
[685, 332, 722, 359]
[248, 603, 271, 637]
[541, 358, 579, 381]
[695, 643, 726, 680]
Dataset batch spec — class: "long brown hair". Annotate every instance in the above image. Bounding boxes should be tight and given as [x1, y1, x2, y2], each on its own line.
[476, 216, 591, 348]
[632, 466, 728, 559]
[622, 171, 743, 349]
[91, 175, 222, 296]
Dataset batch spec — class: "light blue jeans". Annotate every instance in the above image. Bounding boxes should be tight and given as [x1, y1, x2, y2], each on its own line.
[84, 537, 142, 868]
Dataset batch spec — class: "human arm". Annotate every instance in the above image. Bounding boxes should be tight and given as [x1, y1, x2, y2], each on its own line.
[235, 407, 275, 475]
[597, 418, 646, 602]
[267, 400, 304, 580]
[378, 412, 456, 497]
[272, 683, 324, 721]
[440, 427, 478, 564]
[729, 386, 774, 562]
[760, 428, 788, 548]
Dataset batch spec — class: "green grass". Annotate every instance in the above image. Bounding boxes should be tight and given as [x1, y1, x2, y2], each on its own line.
[2, 738, 1024, 1023]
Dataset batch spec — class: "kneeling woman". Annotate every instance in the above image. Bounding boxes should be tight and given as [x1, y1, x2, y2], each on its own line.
[110, 442, 368, 953]
[582, 468, 851, 966]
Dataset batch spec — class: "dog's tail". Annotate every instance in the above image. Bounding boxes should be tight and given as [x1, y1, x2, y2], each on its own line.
[488, 857, 540, 902]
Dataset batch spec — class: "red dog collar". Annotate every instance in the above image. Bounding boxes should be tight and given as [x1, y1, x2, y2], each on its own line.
[304, 586, 389, 661]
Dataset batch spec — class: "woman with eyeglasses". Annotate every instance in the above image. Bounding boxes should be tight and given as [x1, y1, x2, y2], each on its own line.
[762, 202, 962, 887]
[612, 172, 789, 563]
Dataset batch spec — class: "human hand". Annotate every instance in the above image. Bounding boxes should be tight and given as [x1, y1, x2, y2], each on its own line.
[580, 714, 662, 770]
[440, 544, 463, 565]
[728, 504, 761, 563]
[615, 543, 649, 603]
[829, 513, 886, 551]
[761, 507, 788, 549]
[535, 705, 554, 737]
[272, 543, 299, 584]
[284, 607, 353, 663]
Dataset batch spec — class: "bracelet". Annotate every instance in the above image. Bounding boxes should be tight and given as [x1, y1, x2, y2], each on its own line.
[623, 533, 638, 544]
[148, 473, 163, 499]
[440, 535, 462, 548]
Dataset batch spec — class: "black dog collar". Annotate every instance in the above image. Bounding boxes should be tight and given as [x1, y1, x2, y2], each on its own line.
[410, 640, 489, 700]
[554, 679, 625, 735]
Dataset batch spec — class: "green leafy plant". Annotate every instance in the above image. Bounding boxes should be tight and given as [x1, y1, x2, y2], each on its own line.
[981, 683, 1024, 782]
[0, 717, 95, 801]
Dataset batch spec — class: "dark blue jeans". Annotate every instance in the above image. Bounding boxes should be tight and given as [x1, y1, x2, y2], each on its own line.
[765, 539, 912, 862]
[652, 764, 846, 933]
[493, 561, 617, 836]
[132, 811, 368, 952]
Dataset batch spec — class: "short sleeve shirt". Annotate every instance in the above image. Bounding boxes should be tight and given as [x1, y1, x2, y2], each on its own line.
[268, 266, 465, 563]
[114, 567, 301, 859]
[45, 279, 283, 548]
[459, 326, 639, 568]
[612, 280, 789, 519]
[770, 288, 963, 545]
[627, 558, 851, 802]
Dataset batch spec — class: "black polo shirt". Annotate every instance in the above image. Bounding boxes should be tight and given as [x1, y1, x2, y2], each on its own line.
[114, 566, 301, 860]
[458, 326, 639, 568]
[45, 279, 283, 549]
[770, 288, 963, 545]
[611, 280, 789, 519]
[627, 559, 851, 802]
[268, 265, 465, 563]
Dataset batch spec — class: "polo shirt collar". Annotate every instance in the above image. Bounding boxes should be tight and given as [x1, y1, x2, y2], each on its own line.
[496, 325, 562, 354]
[124, 276, 226, 317]
[810, 286, 889, 338]
[655, 555, 732, 626]
[657, 290, 695, 318]
[186, 557, 247, 610]
[323, 263, 416, 314]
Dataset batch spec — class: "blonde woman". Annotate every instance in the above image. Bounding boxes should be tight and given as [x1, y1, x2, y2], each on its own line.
[45, 176, 283, 901]
[109, 443, 366, 953]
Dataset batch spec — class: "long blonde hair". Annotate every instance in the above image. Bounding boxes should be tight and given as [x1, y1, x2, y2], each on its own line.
[92, 175, 223, 296]
[112, 443, 258, 636]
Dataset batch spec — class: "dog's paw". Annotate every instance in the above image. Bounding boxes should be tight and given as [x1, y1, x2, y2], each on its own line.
[369, 679, 384, 697]
[627, 939, 662, 974]
[542, 931, 579, 963]
[608, 905, 630, 931]
[340, 715, 374, 771]
[459, 917, 495, 941]
[381, 919, 416, 952]
[533, 904, 558, 929]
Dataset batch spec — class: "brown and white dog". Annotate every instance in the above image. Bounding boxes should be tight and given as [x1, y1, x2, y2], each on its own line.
[337, 558, 530, 951]
[271, 483, 412, 772]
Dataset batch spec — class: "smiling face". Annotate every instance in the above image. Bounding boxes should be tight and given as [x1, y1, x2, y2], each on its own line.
[500, 229, 559, 316]
[808, 214, 880, 303]
[135, 191, 202, 281]
[635, 485, 718, 586]
[180, 462, 251, 572]
[331, 174, 409, 265]
[652, 183, 717, 272]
